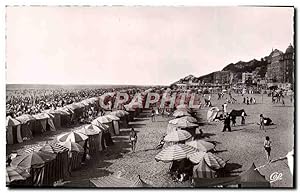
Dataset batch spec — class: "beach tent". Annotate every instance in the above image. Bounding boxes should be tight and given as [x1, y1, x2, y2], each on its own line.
[6, 116, 22, 144]
[77, 126, 101, 156]
[15, 114, 35, 143]
[21, 142, 69, 184]
[238, 163, 270, 187]
[193, 163, 270, 188]
[105, 115, 120, 135]
[43, 109, 62, 130]
[91, 120, 113, 148]
[81, 124, 106, 151]
[95, 116, 115, 136]
[11, 150, 56, 186]
[58, 141, 85, 172]
[32, 113, 56, 135]
[193, 158, 216, 179]
[109, 110, 129, 128]
[55, 108, 72, 127]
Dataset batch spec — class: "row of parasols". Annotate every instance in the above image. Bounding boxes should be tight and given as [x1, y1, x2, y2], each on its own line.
[7, 110, 130, 186]
[156, 105, 226, 179]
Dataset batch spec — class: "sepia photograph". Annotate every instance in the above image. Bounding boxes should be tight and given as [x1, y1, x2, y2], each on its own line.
[5, 5, 295, 188]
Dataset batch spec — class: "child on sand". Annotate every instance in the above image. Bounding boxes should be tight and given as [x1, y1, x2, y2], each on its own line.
[264, 136, 272, 162]
[129, 128, 137, 152]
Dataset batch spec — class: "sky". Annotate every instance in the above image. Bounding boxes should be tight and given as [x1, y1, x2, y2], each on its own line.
[6, 6, 294, 85]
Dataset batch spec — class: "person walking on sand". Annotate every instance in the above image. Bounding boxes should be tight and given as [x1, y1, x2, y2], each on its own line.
[241, 111, 245, 125]
[264, 136, 272, 162]
[260, 114, 265, 131]
[129, 128, 137, 152]
[151, 108, 155, 122]
[222, 114, 231, 132]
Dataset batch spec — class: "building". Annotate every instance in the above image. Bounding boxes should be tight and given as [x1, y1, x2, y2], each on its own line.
[213, 71, 233, 84]
[242, 72, 253, 84]
[266, 44, 294, 86]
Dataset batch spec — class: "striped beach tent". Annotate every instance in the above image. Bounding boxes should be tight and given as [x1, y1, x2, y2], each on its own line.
[187, 152, 226, 170]
[193, 159, 216, 179]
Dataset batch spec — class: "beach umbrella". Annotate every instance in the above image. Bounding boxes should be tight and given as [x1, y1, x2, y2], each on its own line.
[57, 131, 88, 143]
[187, 152, 226, 170]
[95, 116, 113, 123]
[164, 130, 192, 142]
[58, 141, 84, 152]
[193, 159, 216, 179]
[166, 123, 178, 134]
[90, 121, 109, 131]
[110, 110, 129, 118]
[186, 140, 215, 152]
[11, 151, 56, 169]
[104, 114, 120, 121]
[6, 116, 21, 127]
[6, 166, 30, 183]
[21, 142, 69, 155]
[77, 126, 99, 136]
[155, 144, 197, 162]
[15, 114, 36, 124]
[169, 118, 198, 127]
[172, 110, 191, 118]
[176, 104, 192, 112]
[178, 116, 198, 123]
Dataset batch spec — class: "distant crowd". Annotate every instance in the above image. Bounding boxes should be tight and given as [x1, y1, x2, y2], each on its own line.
[6, 87, 140, 118]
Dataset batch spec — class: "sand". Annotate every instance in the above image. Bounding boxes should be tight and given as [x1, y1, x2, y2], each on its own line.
[6, 93, 294, 188]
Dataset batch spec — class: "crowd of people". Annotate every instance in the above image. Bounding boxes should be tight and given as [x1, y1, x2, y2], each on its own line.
[6, 87, 144, 118]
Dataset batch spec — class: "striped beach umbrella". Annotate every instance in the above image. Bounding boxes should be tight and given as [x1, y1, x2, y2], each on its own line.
[57, 131, 88, 143]
[95, 116, 113, 123]
[21, 143, 69, 155]
[185, 140, 215, 152]
[166, 123, 178, 134]
[155, 144, 197, 162]
[176, 104, 192, 112]
[172, 110, 191, 118]
[77, 126, 99, 136]
[58, 141, 84, 152]
[176, 116, 198, 123]
[164, 130, 192, 142]
[6, 166, 30, 183]
[11, 151, 56, 169]
[193, 159, 216, 179]
[169, 118, 198, 127]
[187, 152, 226, 170]
[89, 122, 109, 131]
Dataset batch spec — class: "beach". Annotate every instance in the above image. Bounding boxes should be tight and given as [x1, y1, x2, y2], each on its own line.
[7, 93, 294, 187]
